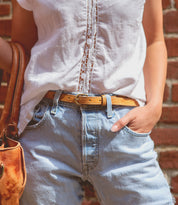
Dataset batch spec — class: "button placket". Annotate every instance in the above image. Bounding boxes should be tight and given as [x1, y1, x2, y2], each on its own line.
[78, 0, 98, 94]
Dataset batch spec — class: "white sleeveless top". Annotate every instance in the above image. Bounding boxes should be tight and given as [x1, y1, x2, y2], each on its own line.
[17, 0, 147, 133]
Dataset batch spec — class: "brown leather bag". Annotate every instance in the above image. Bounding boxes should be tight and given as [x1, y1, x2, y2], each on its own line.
[0, 42, 27, 205]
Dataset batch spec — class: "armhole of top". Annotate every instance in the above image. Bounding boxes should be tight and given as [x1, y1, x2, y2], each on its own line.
[16, 0, 33, 11]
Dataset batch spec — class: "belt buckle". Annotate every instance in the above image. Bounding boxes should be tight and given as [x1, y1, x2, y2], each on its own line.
[75, 94, 88, 105]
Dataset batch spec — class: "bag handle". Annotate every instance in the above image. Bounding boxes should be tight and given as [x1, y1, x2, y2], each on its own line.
[0, 42, 26, 140]
[0, 43, 20, 134]
[9, 44, 26, 127]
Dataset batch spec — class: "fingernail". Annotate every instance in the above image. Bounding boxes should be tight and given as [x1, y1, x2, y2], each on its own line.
[111, 125, 118, 132]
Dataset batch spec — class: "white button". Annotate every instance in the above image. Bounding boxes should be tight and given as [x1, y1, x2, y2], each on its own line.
[87, 30, 92, 36]
[87, 38, 92, 45]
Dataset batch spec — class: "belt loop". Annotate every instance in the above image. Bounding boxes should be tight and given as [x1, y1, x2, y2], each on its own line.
[101, 95, 107, 106]
[105, 94, 113, 119]
[50, 90, 62, 115]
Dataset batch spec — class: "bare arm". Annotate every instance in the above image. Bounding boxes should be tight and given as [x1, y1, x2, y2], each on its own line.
[143, 0, 167, 112]
[0, 38, 12, 72]
[111, 0, 166, 133]
[0, 0, 38, 72]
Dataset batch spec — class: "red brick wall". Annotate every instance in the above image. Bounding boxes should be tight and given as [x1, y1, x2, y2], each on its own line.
[0, 0, 178, 204]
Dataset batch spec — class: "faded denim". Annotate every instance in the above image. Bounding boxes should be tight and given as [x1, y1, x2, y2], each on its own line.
[19, 93, 174, 205]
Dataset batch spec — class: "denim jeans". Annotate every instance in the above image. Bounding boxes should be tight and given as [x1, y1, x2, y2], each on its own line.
[19, 92, 174, 205]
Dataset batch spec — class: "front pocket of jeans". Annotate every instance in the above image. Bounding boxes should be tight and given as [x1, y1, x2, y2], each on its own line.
[26, 100, 49, 130]
[123, 125, 151, 137]
[113, 107, 151, 138]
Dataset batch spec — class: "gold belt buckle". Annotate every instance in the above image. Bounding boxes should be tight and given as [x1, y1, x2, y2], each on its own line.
[74, 94, 88, 105]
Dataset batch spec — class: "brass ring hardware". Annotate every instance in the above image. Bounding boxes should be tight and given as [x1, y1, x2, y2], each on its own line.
[74, 94, 88, 105]
[0, 163, 4, 179]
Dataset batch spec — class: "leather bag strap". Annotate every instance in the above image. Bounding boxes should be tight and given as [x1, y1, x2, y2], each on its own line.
[0, 43, 19, 134]
[10, 43, 26, 124]
[0, 42, 26, 139]
[7, 43, 27, 138]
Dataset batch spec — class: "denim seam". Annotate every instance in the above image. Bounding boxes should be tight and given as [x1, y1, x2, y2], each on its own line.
[123, 126, 151, 138]
[87, 117, 100, 171]
[26, 114, 47, 130]
[80, 109, 100, 179]
[113, 107, 151, 138]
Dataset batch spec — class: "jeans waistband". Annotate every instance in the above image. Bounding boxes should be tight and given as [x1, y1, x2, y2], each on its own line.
[44, 90, 138, 119]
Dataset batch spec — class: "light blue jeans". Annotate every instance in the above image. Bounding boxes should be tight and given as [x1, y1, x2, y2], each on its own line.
[20, 92, 174, 205]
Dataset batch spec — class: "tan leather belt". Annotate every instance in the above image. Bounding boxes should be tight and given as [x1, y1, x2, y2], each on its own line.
[44, 91, 139, 107]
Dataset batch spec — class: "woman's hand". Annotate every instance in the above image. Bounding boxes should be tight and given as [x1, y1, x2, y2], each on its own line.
[111, 103, 162, 133]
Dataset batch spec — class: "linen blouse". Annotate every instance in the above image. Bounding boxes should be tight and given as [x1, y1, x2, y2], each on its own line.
[17, 0, 147, 134]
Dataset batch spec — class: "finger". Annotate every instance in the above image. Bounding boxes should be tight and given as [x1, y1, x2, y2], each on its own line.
[111, 113, 133, 132]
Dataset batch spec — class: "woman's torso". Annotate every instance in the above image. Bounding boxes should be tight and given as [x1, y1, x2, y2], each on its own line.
[17, 0, 147, 133]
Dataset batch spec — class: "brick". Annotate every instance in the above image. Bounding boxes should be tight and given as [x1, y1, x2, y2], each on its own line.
[0, 70, 3, 83]
[175, 196, 178, 205]
[171, 176, 178, 194]
[151, 128, 178, 146]
[175, 0, 178, 9]
[164, 11, 178, 33]
[82, 201, 100, 205]
[0, 107, 3, 117]
[163, 83, 169, 102]
[2, 71, 10, 82]
[172, 83, 178, 102]
[0, 85, 7, 104]
[90, 203, 100, 205]
[0, 19, 11, 37]
[0, 4, 10, 16]
[160, 106, 178, 123]
[162, 0, 171, 9]
[81, 182, 100, 204]
[165, 38, 178, 57]
[167, 62, 178, 79]
[82, 181, 96, 199]
[159, 151, 178, 169]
